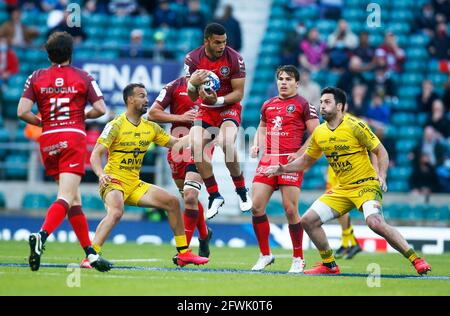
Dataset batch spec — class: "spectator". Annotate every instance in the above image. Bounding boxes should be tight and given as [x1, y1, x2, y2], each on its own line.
[352, 32, 375, 71]
[420, 126, 445, 167]
[182, 0, 206, 31]
[319, 0, 342, 20]
[150, 31, 175, 62]
[336, 57, 368, 96]
[374, 32, 406, 73]
[410, 153, 440, 194]
[120, 29, 151, 59]
[428, 22, 450, 60]
[416, 80, 440, 114]
[427, 99, 450, 138]
[0, 35, 19, 84]
[371, 65, 397, 100]
[40, 0, 68, 12]
[299, 28, 328, 73]
[366, 93, 391, 126]
[214, 4, 242, 51]
[137, 0, 159, 15]
[327, 20, 358, 71]
[83, 0, 110, 14]
[47, 11, 87, 44]
[153, 0, 179, 29]
[443, 75, 450, 112]
[436, 151, 450, 193]
[20, 0, 41, 12]
[347, 84, 369, 118]
[414, 3, 436, 36]
[108, 0, 139, 16]
[298, 68, 321, 111]
[432, 0, 450, 22]
[0, 6, 39, 47]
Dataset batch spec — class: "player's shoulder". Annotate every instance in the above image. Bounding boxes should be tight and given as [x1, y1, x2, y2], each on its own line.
[224, 46, 243, 59]
[314, 121, 329, 134]
[68, 66, 93, 80]
[28, 68, 48, 80]
[168, 76, 186, 88]
[261, 96, 279, 109]
[185, 46, 204, 64]
[344, 113, 368, 129]
[142, 117, 160, 129]
[293, 94, 310, 106]
[107, 113, 126, 129]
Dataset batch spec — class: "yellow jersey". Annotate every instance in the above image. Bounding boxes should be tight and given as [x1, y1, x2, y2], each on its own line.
[97, 113, 171, 182]
[306, 114, 380, 188]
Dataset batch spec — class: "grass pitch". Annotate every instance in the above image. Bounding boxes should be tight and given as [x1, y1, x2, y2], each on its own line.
[0, 241, 449, 296]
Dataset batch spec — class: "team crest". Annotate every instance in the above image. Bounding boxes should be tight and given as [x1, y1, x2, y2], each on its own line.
[286, 104, 296, 113]
[133, 148, 140, 158]
[220, 66, 230, 76]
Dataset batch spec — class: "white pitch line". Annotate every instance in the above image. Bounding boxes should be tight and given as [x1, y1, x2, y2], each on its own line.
[109, 258, 162, 263]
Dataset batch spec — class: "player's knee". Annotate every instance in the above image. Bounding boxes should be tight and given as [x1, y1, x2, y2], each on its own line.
[366, 214, 384, 233]
[165, 195, 180, 212]
[300, 212, 315, 230]
[184, 189, 198, 208]
[109, 208, 124, 224]
[251, 200, 265, 215]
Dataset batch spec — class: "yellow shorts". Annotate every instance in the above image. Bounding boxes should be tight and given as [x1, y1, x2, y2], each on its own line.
[99, 178, 151, 206]
[319, 180, 383, 216]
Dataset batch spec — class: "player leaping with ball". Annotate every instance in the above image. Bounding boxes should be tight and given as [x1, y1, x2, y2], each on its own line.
[265, 87, 431, 275]
[185, 23, 252, 219]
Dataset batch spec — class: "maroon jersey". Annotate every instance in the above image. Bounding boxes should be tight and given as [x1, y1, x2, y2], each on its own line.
[22, 64, 104, 136]
[261, 95, 318, 155]
[154, 77, 199, 136]
[184, 45, 245, 107]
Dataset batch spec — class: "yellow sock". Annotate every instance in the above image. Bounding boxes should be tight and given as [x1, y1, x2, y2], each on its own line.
[93, 243, 102, 254]
[320, 249, 335, 264]
[343, 225, 358, 247]
[174, 235, 189, 254]
[341, 232, 349, 248]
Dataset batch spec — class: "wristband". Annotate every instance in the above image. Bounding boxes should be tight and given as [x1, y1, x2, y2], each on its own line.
[187, 81, 197, 92]
[214, 96, 225, 106]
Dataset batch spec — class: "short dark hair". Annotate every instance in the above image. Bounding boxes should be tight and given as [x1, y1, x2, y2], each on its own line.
[45, 32, 73, 64]
[123, 83, 145, 105]
[276, 65, 300, 82]
[204, 23, 226, 39]
[321, 86, 347, 108]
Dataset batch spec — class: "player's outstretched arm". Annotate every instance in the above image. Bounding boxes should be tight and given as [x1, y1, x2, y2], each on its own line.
[17, 97, 41, 126]
[265, 153, 317, 177]
[289, 118, 320, 162]
[371, 143, 389, 192]
[148, 102, 196, 124]
[165, 135, 189, 150]
[86, 100, 107, 119]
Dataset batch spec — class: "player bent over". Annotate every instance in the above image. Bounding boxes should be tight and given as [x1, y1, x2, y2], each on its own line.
[88, 83, 208, 267]
[250, 65, 319, 273]
[18, 31, 112, 272]
[265, 87, 431, 275]
[148, 76, 213, 257]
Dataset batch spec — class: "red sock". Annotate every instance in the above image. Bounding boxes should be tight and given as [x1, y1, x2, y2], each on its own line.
[252, 214, 270, 255]
[232, 173, 246, 190]
[289, 222, 304, 258]
[184, 208, 199, 245]
[41, 199, 69, 235]
[197, 202, 208, 240]
[204, 175, 219, 195]
[68, 205, 92, 249]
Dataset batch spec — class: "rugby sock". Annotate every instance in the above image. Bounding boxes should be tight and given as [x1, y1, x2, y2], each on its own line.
[320, 249, 337, 268]
[184, 208, 199, 245]
[252, 214, 270, 256]
[288, 222, 304, 258]
[404, 248, 419, 263]
[92, 243, 102, 254]
[68, 205, 91, 249]
[347, 225, 358, 247]
[231, 173, 246, 190]
[204, 175, 219, 195]
[41, 199, 69, 236]
[197, 202, 209, 240]
[175, 235, 189, 254]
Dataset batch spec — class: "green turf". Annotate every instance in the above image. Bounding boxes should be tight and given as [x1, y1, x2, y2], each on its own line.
[0, 241, 449, 296]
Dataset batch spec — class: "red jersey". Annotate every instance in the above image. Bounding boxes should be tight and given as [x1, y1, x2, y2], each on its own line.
[154, 77, 199, 137]
[22, 64, 104, 136]
[261, 95, 318, 155]
[184, 45, 245, 108]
